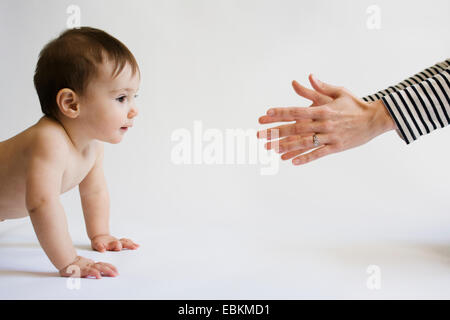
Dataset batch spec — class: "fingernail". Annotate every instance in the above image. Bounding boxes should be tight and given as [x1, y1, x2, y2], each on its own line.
[293, 159, 301, 165]
[267, 109, 274, 116]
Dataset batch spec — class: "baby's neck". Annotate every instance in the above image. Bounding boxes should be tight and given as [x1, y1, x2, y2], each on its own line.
[40, 115, 96, 155]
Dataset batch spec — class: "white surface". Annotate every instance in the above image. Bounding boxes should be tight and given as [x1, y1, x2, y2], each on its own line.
[1, 0, 450, 299]
[2, 192, 450, 300]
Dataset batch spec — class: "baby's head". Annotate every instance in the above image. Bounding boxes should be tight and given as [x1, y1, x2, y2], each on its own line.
[33, 27, 140, 144]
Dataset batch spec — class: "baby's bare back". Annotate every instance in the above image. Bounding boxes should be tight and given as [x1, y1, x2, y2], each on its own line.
[0, 117, 98, 220]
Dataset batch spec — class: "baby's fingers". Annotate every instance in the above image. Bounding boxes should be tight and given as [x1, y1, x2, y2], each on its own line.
[81, 267, 102, 279]
[92, 241, 106, 252]
[107, 240, 123, 251]
[94, 262, 118, 277]
[120, 238, 140, 250]
[98, 262, 119, 275]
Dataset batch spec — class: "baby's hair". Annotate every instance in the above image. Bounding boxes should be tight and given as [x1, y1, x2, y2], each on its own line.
[33, 26, 140, 121]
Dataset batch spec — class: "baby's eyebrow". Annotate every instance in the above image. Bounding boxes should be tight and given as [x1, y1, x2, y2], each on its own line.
[110, 88, 138, 93]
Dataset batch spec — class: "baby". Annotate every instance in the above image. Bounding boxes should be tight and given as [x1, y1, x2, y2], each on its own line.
[0, 27, 140, 278]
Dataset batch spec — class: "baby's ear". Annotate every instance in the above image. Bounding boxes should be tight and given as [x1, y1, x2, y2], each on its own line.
[56, 88, 80, 119]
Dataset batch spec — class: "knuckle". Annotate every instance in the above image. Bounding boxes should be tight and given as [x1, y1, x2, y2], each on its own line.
[324, 105, 335, 114]
[300, 137, 309, 147]
[333, 139, 343, 150]
[317, 107, 328, 118]
[322, 120, 333, 131]
[90, 268, 99, 276]
[291, 108, 302, 118]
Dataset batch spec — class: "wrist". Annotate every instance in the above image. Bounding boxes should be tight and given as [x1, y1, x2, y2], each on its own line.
[90, 233, 110, 241]
[371, 99, 396, 134]
[58, 254, 80, 274]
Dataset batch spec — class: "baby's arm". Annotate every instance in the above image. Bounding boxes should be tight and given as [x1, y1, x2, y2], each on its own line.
[79, 143, 139, 252]
[25, 132, 117, 278]
[25, 133, 77, 270]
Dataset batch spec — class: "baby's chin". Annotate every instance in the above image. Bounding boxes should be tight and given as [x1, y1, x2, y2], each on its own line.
[108, 137, 124, 144]
[95, 128, 127, 144]
[99, 134, 124, 144]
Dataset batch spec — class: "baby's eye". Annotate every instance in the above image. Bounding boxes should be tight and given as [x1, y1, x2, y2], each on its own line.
[116, 95, 127, 103]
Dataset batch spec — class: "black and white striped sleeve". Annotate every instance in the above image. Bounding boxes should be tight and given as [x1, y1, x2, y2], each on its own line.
[362, 59, 450, 144]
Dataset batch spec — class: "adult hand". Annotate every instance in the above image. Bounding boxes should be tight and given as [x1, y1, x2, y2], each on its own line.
[257, 75, 395, 165]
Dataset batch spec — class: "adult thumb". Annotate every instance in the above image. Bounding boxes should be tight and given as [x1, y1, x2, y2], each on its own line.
[309, 74, 341, 99]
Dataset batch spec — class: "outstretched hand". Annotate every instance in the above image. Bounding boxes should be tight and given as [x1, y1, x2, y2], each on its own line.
[257, 74, 394, 165]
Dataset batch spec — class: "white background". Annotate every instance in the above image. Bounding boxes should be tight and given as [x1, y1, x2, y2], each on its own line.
[1, 0, 450, 299]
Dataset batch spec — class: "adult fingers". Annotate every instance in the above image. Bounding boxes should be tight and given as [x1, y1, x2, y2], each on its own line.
[257, 121, 328, 140]
[309, 74, 342, 99]
[264, 136, 296, 150]
[292, 80, 324, 104]
[292, 145, 334, 166]
[277, 133, 331, 153]
[259, 114, 315, 125]
[261, 105, 328, 123]
[281, 148, 309, 160]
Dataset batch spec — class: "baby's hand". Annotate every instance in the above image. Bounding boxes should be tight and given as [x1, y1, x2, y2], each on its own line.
[91, 234, 140, 252]
[59, 256, 119, 279]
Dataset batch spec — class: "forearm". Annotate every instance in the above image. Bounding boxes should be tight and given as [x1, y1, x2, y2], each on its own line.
[81, 190, 110, 240]
[28, 200, 77, 271]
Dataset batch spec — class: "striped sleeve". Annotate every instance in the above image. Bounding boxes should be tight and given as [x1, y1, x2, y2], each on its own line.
[362, 59, 450, 144]
[362, 59, 450, 102]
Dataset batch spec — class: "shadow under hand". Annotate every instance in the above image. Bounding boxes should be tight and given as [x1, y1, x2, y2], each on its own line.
[0, 242, 41, 249]
[0, 269, 59, 278]
[0, 242, 93, 251]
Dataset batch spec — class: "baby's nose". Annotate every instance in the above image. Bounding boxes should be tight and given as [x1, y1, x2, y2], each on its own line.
[129, 106, 139, 118]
